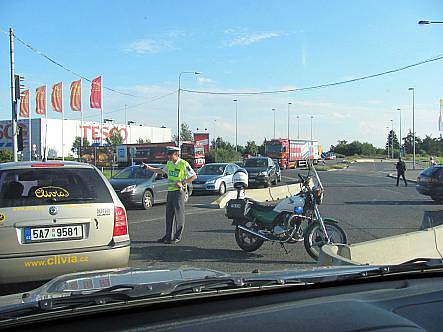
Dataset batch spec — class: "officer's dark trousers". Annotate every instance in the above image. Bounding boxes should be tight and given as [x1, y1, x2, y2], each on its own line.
[165, 190, 185, 240]
[396, 172, 407, 186]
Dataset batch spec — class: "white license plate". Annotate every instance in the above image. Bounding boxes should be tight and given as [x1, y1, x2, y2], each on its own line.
[24, 225, 83, 243]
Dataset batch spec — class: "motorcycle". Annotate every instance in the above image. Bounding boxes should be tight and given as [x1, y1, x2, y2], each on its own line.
[225, 164, 347, 260]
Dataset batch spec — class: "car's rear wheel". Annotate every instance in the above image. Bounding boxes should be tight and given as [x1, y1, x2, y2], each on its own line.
[219, 182, 226, 195]
[431, 195, 443, 203]
[142, 190, 153, 209]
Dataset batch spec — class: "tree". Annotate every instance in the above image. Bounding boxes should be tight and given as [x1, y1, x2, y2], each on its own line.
[137, 138, 151, 144]
[206, 136, 242, 162]
[173, 123, 194, 143]
[71, 136, 90, 153]
[106, 128, 124, 146]
[386, 130, 399, 150]
[0, 149, 12, 162]
[244, 141, 258, 156]
[402, 130, 422, 155]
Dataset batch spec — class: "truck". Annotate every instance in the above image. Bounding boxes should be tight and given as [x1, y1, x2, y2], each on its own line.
[116, 142, 205, 169]
[264, 138, 321, 169]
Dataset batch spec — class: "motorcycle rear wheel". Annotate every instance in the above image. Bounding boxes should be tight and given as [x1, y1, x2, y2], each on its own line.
[235, 220, 265, 252]
[304, 221, 347, 260]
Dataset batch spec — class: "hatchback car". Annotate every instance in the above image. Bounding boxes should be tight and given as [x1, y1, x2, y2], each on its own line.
[416, 165, 443, 202]
[243, 157, 278, 187]
[192, 163, 239, 194]
[0, 161, 130, 284]
[109, 165, 192, 209]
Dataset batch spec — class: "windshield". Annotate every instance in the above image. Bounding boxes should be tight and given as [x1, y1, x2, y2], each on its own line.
[198, 164, 225, 175]
[245, 159, 268, 168]
[3, 0, 443, 320]
[113, 166, 153, 179]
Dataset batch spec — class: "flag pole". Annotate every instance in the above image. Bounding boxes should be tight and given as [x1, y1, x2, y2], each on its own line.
[61, 82, 64, 161]
[100, 75, 103, 146]
[29, 94, 32, 161]
[80, 79, 83, 160]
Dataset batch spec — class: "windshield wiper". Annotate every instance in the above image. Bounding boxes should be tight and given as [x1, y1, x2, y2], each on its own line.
[46, 197, 96, 203]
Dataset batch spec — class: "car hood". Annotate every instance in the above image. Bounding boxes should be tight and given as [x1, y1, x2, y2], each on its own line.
[195, 174, 223, 182]
[0, 265, 383, 311]
[109, 178, 149, 190]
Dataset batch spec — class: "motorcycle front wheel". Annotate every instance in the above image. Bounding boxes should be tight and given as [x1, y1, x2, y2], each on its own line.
[304, 221, 347, 260]
[234, 220, 265, 252]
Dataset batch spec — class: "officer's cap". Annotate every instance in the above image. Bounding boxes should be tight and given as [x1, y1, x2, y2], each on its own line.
[166, 146, 180, 154]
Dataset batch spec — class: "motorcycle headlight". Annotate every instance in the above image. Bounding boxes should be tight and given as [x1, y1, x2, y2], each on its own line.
[121, 184, 136, 193]
[294, 206, 303, 214]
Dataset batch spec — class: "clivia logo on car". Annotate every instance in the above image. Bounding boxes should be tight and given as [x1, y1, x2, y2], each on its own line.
[34, 186, 70, 199]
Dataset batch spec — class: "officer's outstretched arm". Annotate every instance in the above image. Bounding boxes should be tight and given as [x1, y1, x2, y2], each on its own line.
[142, 163, 165, 174]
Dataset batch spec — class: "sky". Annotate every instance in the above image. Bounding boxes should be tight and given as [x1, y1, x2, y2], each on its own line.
[1, 0, 443, 149]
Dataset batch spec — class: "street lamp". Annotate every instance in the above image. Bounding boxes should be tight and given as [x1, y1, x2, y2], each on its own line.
[272, 108, 276, 139]
[310, 115, 314, 141]
[177, 71, 201, 150]
[104, 118, 114, 124]
[418, 20, 443, 24]
[296, 115, 300, 139]
[390, 119, 394, 159]
[408, 87, 416, 169]
[397, 108, 402, 157]
[287, 102, 292, 141]
[386, 126, 390, 159]
[233, 99, 238, 151]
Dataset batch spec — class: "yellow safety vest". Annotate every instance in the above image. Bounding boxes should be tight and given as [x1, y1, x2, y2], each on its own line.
[166, 159, 188, 191]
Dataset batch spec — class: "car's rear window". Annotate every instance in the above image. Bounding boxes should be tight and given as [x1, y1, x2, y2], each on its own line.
[420, 167, 441, 177]
[245, 159, 268, 168]
[0, 167, 113, 208]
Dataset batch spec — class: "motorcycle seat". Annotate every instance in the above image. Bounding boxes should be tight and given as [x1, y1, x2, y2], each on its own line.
[248, 199, 277, 212]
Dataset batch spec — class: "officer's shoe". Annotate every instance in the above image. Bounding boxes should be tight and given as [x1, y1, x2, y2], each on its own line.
[165, 238, 181, 244]
[156, 236, 169, 243]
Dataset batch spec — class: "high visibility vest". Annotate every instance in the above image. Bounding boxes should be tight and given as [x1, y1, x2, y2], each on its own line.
[166, 159, 188, 191]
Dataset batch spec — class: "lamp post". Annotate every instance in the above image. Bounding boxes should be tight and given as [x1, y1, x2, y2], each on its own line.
[397, 108, 402, 157]
[177, 71, 200, 150]
[297, 115, 300, 139]
[386, 126, 390, 159]
[408, 87, 416, 169]
[287, 102, 292, 141]
[272, 108, 276, 139]
[310, 115, 314, 141]
[390, 119, 394, 159]
[233, 99, 238, 151]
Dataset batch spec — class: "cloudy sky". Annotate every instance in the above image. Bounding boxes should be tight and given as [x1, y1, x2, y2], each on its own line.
[1, 0, 443, 148]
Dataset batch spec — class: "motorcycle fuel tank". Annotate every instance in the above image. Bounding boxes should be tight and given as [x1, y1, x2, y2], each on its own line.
[273, 195, 305, 214]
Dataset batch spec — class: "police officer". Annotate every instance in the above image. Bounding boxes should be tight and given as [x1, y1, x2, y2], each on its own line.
[143, 146, 196, 244]
[395, 157, 407, 187]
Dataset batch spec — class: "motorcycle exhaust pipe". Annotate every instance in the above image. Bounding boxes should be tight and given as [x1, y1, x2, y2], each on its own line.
[237, 225, 271, 241]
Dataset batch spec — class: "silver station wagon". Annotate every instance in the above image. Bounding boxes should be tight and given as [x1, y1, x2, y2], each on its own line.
[0, 161, 130, 284]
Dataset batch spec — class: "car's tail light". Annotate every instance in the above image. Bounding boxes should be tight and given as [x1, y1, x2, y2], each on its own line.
[113, 206, 128, 236]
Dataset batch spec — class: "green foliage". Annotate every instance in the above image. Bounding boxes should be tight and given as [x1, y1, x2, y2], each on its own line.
[71, 136, 90, 153]
[244, 140, 258, 156]
[173, 123, 194, 143]
[332, 140, 383, 156]
[0, 149, 12, 162]
[207, 137, 242, 162]
[106, 128, 124, 146]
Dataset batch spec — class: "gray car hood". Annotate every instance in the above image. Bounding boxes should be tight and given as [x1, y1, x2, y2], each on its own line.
[195, 174, 223, 182]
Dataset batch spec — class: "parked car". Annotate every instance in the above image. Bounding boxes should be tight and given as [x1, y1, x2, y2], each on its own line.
[273, 159, 282, 182]
[0, 161, 130, 284]
[243, 157, 278, 187]
[192, 163, 240, 194]
[416, 165, 443, 202]
[109, 164, 192, 209]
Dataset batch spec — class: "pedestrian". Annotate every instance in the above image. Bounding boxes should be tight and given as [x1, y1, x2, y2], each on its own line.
[395, 157, 407, 187]
[430, 156, 437, 167]
[143, 146, 197, 244]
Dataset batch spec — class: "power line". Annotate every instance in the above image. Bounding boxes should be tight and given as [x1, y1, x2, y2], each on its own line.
[1, 28, 144, 99]
[181, 54, 443, 96]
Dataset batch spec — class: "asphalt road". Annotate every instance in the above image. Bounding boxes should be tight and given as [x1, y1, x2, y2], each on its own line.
[127, 161, 440, 274]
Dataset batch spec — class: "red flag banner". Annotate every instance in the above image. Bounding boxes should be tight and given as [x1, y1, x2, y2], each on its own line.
[19, 90, 30, 118]
[90, 76, 102, 109]
[35, 86, 46, 115]
[70, 80, 82, 111]
[51, 82, 63, 113]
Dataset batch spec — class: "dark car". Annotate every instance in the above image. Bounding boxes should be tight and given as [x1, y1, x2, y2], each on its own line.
[273, 159, 282, 182]
[109, 165, 191, 209]
[416, 165, 443, 202]
[243, 157, 278, 187]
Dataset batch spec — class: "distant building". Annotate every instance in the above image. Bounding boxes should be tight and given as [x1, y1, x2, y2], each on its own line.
[0, 118, 172, 159]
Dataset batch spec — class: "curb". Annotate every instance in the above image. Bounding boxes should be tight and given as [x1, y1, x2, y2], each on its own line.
[387, 172, 417, 183]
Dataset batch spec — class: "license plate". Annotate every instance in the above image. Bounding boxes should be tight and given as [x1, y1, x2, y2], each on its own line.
[193, 184, 204, 188]
[24, 225, 83, 243]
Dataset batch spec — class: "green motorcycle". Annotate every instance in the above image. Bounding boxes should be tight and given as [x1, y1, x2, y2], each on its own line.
[225, 166, 347, 260]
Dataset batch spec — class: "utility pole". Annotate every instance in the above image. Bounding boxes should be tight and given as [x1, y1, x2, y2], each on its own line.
[397, 108, 402, 157]
[287, 102, 292, 141]
[272, 108, 276, 139]
[390, 119, 394, 159]
[310, 115, 314, 141]
[124, 104, 127, 127]
[9, 28, 18, 162]
[297, 115, 300, 139]
[233, 99, 238, 151]
[409, 88, 416, 169]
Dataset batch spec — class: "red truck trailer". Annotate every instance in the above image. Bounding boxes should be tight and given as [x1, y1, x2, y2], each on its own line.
[264, 138, 320, 168]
